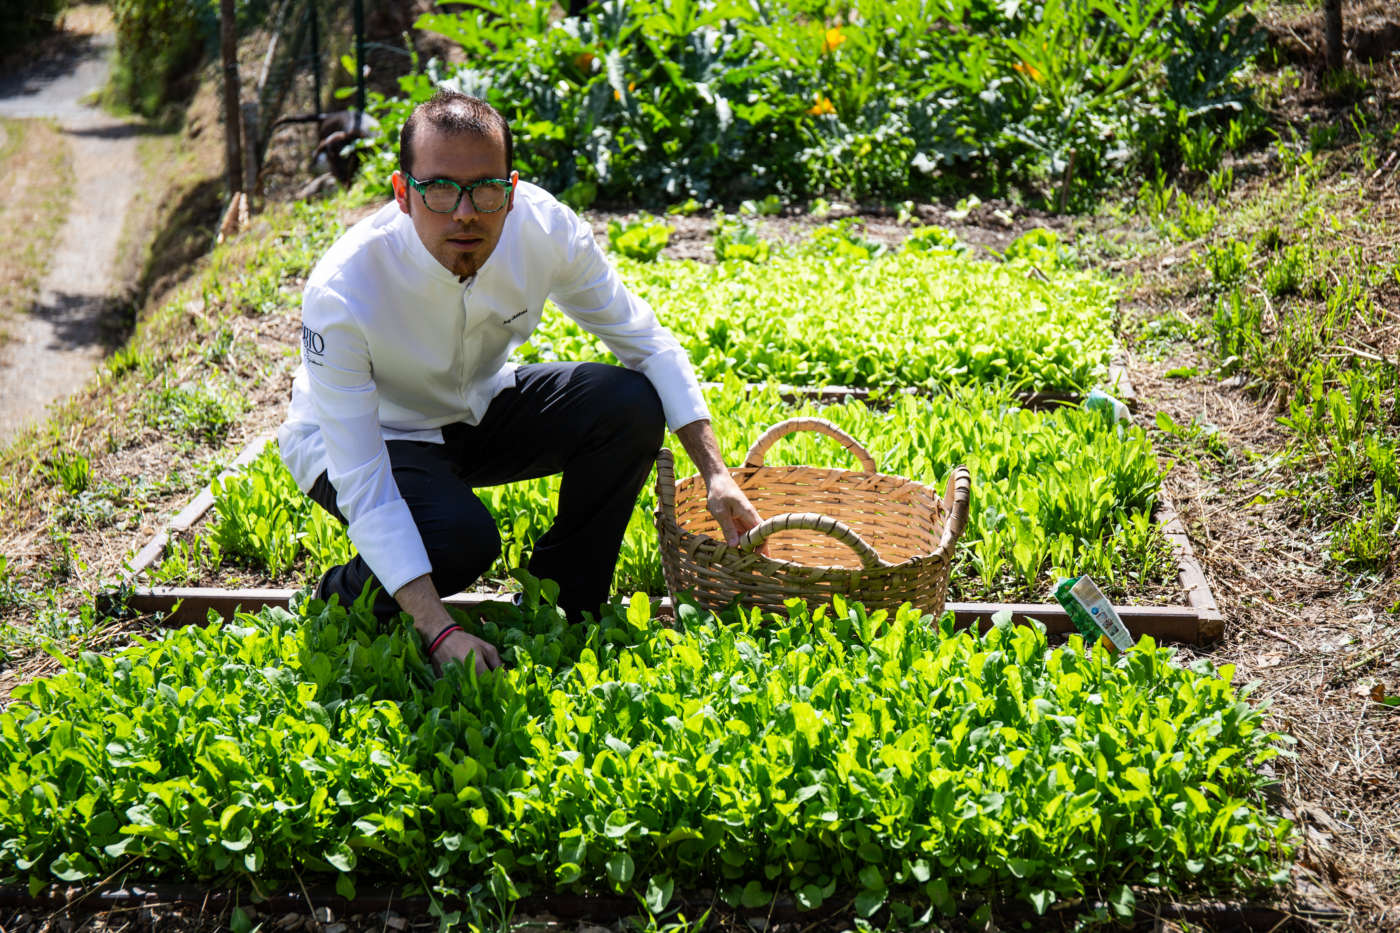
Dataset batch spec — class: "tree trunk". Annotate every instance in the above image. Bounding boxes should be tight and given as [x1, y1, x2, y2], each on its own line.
[1324, 0, 1344, 70]
[219, 0, 244, 196]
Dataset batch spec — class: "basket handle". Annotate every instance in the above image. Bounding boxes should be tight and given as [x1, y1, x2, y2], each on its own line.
[743, 418, 877, 472]
[937, 466, 973, 553]
[737, 512, 891, 571]
[654, 448, 679, 533]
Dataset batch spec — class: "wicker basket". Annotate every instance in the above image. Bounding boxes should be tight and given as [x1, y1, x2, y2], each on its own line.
[654, 417, 972, 617]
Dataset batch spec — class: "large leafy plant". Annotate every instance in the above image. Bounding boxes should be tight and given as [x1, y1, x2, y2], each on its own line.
[360, 0, 1266, 207]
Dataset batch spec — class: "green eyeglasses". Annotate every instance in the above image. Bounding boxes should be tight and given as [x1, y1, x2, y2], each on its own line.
[406, 174, 515, 214]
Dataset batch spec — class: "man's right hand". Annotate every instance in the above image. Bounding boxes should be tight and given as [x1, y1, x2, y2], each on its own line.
[394, 573, 502, 675]
[428, 626, 501, 675]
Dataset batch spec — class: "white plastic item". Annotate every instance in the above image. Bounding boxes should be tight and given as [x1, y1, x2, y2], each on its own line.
[1083, 388, 1130, 423]
[1068, 575, 1135, 652]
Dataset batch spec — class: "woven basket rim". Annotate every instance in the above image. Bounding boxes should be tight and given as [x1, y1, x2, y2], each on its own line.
[668, 463, 956, 570]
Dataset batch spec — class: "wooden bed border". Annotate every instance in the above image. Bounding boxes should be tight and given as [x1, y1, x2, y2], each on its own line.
[700, 363, 1137, 412]
[112, 367, 1224, 644]
[121, 433, 274, 584]
[108, 589, 1216, 644]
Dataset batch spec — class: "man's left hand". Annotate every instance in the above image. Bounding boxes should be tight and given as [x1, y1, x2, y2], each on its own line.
[706, 470, 762, 547]
[673, 419, 764, 549]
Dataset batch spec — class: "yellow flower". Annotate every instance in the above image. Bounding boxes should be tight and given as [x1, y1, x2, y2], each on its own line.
[572, 51, 596, 72]
[807, 95, 836, 117]
[821, 26, 846, 54]
[1013, 60, 1043, 82]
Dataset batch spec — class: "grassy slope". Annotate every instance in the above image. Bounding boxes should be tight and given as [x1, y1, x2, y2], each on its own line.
[0, 6, 1397, 932]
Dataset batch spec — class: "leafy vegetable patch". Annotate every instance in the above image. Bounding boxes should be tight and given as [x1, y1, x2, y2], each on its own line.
[517, 248, 1118, 393]
[159, 382, 1175, 603]
[0, 595, 1291, 919]
[366, 0, 1264, 208]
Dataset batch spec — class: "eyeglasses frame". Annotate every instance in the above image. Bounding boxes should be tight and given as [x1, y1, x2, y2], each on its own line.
[405, 173, 516, 214]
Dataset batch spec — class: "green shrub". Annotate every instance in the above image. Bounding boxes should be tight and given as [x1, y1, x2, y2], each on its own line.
[108, 0, 208, 116]
[107, 0, 279, 116]
[361, 0, 1266, 208]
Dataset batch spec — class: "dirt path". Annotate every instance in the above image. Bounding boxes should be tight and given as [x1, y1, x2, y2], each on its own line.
[0, 27, 141, 444]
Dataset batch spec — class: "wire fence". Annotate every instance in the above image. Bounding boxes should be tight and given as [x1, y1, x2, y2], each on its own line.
[239, 0, 411, 193]
[253, 0, 318, 164]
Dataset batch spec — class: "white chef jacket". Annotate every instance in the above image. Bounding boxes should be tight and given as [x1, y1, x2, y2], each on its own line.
[277, 182, 709, 595]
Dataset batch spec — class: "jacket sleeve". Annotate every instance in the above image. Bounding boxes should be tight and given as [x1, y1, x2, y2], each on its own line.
[546, 214, 710, 431]
[301, 283, 432, 596]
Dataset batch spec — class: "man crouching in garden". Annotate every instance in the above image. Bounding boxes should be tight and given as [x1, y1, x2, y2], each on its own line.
[277, 90, 760, 674]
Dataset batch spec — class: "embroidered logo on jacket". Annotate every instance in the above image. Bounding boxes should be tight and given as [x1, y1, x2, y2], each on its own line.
[502, 308, 528, 325]
[302, 326, 326, 362]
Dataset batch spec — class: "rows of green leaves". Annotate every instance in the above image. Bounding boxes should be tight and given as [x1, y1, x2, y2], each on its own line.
[365, 0, 1264, 206]
[0, 594, 1291, 918]
[521, 237, 1115, 392]
[177, 379, 1173, 603]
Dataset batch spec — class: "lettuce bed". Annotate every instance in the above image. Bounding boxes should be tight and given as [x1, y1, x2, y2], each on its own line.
[516, 251, 1118, 393]
[169, 382, 1176, 604]
[0, 596, 1291, 919]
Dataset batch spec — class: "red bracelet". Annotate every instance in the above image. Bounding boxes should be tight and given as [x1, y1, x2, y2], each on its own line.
[427, 623, 463, 656]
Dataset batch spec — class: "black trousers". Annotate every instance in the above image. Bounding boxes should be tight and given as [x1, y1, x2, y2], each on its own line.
[308, 362, 665, 622]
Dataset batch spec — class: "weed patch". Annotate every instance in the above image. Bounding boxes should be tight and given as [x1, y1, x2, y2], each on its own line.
[1192, 197, 1399, 572]
[139, 381, 247, 449]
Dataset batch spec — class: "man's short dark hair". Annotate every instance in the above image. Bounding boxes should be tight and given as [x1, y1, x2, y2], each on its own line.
[399, 91, 514, 178]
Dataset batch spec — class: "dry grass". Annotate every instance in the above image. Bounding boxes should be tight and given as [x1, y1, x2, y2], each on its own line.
[1094, 32, 1400, 928]
[0, 118, 74, 335]
[1125, 349, 1400, 929]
